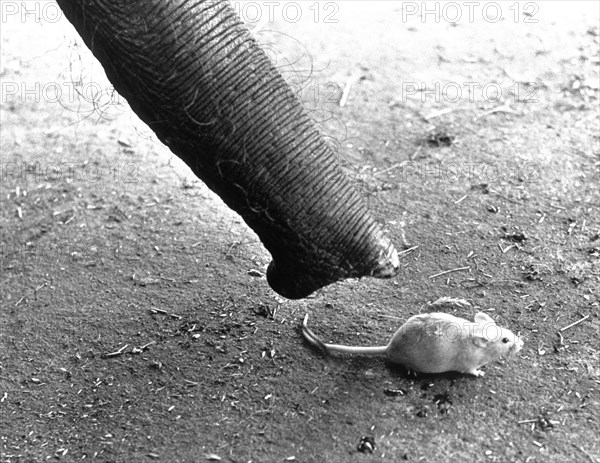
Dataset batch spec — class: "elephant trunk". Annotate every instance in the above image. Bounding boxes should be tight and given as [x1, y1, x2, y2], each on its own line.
[56, 0, 399, 299]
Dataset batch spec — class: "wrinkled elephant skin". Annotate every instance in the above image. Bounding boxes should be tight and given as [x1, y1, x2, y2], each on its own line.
[56, 0, 399, 298]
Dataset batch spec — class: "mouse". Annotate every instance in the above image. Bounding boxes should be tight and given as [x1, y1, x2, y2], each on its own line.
[302, 312, 523, 376]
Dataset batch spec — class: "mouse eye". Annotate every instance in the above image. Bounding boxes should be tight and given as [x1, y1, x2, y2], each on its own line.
[502, 337, 510, 343]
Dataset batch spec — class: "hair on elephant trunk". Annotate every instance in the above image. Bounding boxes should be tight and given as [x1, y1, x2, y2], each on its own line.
[56, 0, 400, 298]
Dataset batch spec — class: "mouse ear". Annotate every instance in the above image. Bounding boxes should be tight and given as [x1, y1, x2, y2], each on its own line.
[474, 312, 495, 325]
[472, 334, 490, 348]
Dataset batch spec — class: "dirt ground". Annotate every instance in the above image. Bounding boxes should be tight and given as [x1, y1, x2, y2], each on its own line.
[1, 2, 599, 462]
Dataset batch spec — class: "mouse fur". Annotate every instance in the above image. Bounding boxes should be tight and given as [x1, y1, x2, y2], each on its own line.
[302, 312, 523, 376]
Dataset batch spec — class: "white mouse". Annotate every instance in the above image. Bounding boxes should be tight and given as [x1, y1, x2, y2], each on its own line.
[302, 312, 523, 376]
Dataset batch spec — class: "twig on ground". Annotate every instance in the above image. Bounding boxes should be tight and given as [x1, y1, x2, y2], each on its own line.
[103, 344, 129, 358]
[559, 315, 589, 332]
[140, 341, 156, 351]
[339, 75, 355, 107]
[499, 243, 518, 254]
[423, 107, 463, 121]
[428, 266, 470, 280]
[374, 161, 407, 177]
[398, 245, 419, 256]
[409, 146, 422, 161]
[15, 282, 47, 307]
[150, 308, 168, 315]
[429, 297, 471, 308]
[149, 308, 181, 319]
[475, 103, 521, 121]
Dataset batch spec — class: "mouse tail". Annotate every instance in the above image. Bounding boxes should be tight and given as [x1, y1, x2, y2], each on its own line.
[302, 314, 387, 356]
[302, 314, 329, 353]
[323, 345, 389, 356]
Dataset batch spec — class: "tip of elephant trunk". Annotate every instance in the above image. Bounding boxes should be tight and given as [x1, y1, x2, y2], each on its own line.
[266, 237, 400, 299]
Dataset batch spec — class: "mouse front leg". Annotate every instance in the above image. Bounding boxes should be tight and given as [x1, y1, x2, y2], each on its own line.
[464, 368, 485, 377]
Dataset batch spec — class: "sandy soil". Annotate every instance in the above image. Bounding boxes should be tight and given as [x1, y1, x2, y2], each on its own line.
[1, 2, 599, 462]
